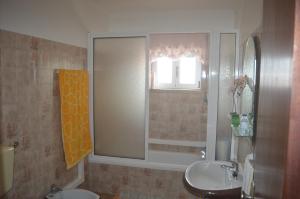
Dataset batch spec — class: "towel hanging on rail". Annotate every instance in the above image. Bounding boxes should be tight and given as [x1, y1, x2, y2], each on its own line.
[58, 69, 92, 169]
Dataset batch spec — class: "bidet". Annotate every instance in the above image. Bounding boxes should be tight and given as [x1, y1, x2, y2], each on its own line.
[45, 186, 99, 199]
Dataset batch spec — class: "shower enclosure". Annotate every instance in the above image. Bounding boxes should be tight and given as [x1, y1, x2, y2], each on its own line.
[88, 31, 238, 170]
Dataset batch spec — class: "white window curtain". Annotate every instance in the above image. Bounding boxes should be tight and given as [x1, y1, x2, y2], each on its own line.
[149, 33, 209, 89]
[149, 33, 209, 64]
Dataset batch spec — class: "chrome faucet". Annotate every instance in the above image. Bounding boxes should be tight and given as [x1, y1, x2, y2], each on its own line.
[221, 160, 239, 179]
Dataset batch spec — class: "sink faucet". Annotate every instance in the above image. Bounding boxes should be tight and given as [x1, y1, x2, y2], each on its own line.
[221, 160, 239, 179]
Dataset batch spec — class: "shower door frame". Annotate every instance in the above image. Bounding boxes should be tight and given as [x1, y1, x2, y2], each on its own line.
[88, 30, 239, 171]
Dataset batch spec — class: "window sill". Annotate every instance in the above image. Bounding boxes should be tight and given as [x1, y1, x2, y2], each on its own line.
[150, 88, 202, 93]
[88, 154, 189, 171]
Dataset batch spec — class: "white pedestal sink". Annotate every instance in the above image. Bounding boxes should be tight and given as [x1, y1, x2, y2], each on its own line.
[184, 161, 242, 198]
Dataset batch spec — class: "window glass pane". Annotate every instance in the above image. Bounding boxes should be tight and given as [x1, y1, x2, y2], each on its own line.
[93, 37, 146, 159]
[179, 57, 196, 84]
[156, 57, 173, 84]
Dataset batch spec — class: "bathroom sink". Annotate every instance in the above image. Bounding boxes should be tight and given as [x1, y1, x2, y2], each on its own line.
[184, 161, 242, 197]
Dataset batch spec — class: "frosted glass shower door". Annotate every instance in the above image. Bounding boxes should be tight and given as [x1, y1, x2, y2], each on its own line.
[93, 37, 146, 159]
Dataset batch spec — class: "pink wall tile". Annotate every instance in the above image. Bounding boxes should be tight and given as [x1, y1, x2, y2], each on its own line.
[87, 163, 198, 199]
[0, 29, 86, 198]
[149, 90, 207, 142]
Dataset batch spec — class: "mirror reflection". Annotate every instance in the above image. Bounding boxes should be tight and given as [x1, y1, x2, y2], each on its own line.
[241, 37, 256, 115]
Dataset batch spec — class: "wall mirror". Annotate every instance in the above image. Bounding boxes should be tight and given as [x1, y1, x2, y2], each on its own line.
[236, 36, 260, 139]
[230, 37, 257, 138]
[241, 37, 260, 141]
[241, 37, 257, 115]
[227, 36, 260, 163]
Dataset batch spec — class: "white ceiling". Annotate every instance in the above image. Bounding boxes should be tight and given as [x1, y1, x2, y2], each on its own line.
[68, 0, 244, 32]
[69, 0, 243, 12]
[0, 0, 262, 47]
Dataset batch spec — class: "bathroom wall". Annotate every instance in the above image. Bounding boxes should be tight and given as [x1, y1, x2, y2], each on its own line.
[0, 29, 87, 198]
[0, 0, 88, 47]
[237, 0, 263, 44]
[87, 163, 197, 199]
[149, 90, 207, 142]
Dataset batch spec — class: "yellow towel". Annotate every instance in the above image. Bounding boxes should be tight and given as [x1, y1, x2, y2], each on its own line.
[58, 69, 92, 169]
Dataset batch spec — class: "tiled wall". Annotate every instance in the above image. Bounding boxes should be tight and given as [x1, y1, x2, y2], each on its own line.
[0, 29, 228, 199]
[85, 91, 206, 199]
[0, 30, 87, 198]
[149, 90, 207, 142]
[87, 163, 198, 199]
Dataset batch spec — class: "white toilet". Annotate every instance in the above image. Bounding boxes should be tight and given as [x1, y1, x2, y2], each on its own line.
[46, 189, 100, 199]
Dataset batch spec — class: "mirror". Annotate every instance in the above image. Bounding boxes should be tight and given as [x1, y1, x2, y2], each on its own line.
[229, 36, 260, 164]
[231, 36, 259, 137]
[241, 37, 257, 115]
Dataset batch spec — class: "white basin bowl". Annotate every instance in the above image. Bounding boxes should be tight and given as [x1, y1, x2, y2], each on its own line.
[185, 161, 242, 192]
[46, 189, 100, 199]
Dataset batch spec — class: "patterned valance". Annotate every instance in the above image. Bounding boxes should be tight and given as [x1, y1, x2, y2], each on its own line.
[149, 33, 209, 64]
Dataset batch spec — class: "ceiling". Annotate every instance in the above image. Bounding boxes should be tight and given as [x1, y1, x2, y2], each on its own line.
[67, 0, 245, 32]
[0, 0, 262, 47]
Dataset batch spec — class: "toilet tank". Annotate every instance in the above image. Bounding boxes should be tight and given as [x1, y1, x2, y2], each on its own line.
[0, 145, 14, 196]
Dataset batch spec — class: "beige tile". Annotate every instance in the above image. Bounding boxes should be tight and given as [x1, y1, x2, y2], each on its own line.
[15, 33, 32, 50]
[0, 30, 17, 49]
[1, 67, 17, 86]
[37, 68, 53, 85]
[0, 30, 86, 198]
[87, 163, 197, 199]
[1, 48, 17, 68]
[149, 90, 207, 141]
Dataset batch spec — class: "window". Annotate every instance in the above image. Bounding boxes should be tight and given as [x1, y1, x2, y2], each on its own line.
[179, 57, 197, 84]
[152, 56, 201, 89]
[156, 57, 173, 85]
